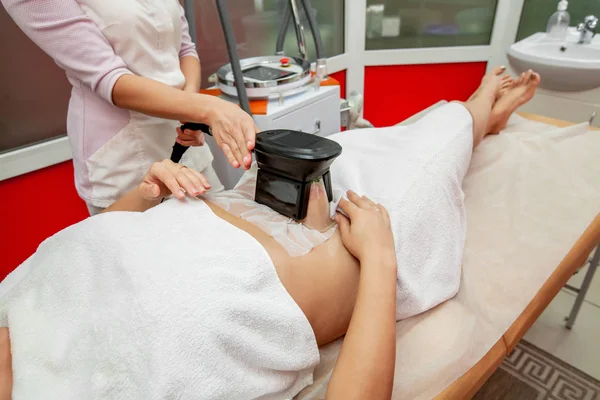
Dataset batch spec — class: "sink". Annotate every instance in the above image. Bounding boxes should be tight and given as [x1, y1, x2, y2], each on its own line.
[507, 29, 600, 91]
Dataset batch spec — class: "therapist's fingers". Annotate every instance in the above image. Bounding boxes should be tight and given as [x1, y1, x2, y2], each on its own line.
[176, 137, 193, 146]
[234, 127, 251, 169]
[183, 129, 205, 145]
[239, 123, 257, 167]
[248, 123, 260, 150]
[176, 137, 205, 147]
[160, 171, 186, 199]
[180, 167, 210, 195]
[177, 126, 194, 139]
[142, 169, 184, 200]
[197, 132, 206, 146]
[189, 168, 212, 191]
[220, 139, 241, 169]
[223, 134, 244, 169]
[242, 123, 257, 152]
[219, 143, 239, 168]
[139, 182, 162, 199]
[175, 168, 202, 196]
[177, 128, 205, 146]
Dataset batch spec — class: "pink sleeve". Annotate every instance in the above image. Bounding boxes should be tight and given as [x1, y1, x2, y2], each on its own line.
[1, 0, 133, 105]
[178, 4, 199, 60]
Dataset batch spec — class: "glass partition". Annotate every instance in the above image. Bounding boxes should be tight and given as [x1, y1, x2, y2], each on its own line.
[517, 0, 600, 42]
[192, 0, 345, 88]
[0, 0, 345, 153]
[365, 0, 498, 50]
[0, 6, 71, 154]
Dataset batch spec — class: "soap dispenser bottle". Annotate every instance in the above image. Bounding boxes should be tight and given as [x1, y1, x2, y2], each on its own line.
[546, 0, 570, 40]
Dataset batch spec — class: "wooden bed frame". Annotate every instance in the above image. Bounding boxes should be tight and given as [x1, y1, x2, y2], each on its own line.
[435, 113, 600, 399]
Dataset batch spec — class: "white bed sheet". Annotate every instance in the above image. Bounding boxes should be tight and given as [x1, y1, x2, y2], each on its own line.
[295, 104, 600, 400]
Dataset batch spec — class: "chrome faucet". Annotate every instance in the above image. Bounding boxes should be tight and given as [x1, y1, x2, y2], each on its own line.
[577, 15, 598, 44]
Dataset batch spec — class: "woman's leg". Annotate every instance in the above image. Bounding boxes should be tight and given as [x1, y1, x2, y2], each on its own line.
[458, 66, 506, 149]
[0, 328, 12, 400]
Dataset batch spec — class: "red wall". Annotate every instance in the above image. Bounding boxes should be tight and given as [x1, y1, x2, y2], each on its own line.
[0, 162, 89, 280]
[0, 64, 483, 281]
[364, 62, 487, 127]
[330, 70, 347, 99]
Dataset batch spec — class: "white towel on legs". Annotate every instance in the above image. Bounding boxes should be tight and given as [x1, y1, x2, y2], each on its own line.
[329, 102, 473, 320]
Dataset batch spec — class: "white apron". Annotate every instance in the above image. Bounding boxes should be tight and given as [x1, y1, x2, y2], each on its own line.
[79, 0, 217, 208]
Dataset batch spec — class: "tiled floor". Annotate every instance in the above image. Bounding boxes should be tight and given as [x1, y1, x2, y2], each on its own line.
[524, 253, 600, 380]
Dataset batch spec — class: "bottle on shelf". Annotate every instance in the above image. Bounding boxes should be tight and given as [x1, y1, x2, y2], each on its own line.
[546, 0, 571, 41]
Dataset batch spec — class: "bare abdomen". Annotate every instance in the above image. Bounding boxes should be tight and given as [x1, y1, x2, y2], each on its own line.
[205, 200, 360, 346]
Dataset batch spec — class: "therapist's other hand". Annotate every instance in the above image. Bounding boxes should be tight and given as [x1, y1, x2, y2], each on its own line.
[334, 190, 396, 264]
[138, 159, 211, 201]
[205, 97, 259, 170]
[176, 124, 206, 147]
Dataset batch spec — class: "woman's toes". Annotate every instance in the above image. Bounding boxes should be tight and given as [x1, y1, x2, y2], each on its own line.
[500, 76, 514, 89]
[492, 66, 506, 75]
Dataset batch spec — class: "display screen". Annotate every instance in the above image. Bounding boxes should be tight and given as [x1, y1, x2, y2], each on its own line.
[255, 172, 299, 218]
[242, 65, 296, 82]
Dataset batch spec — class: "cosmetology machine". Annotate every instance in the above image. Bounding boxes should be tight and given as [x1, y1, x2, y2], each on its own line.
[177, 0, 343, 190]
[173, 0, 343, 220]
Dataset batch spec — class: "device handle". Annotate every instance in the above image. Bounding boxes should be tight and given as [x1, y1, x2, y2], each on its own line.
[180, 122, 212, 135]
[170, 123, 211, 164]
[215, 0, 252, 116]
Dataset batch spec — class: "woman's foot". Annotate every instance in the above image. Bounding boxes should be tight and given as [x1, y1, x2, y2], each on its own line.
[499, 75, 516, 97]
[487, 70, 541, 134]
[302, 181, 335, 232]
[469, 66, 508, 103]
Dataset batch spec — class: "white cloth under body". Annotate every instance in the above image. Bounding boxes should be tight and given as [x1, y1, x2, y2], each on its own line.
[0, 199, 319, 400]
[296, 109, 600, 400]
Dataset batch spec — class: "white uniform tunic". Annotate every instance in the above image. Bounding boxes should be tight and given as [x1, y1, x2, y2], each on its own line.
[2, 0, 219, 208]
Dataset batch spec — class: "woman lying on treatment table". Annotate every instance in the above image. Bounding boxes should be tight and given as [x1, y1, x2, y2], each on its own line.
[0, 67, 540, 399]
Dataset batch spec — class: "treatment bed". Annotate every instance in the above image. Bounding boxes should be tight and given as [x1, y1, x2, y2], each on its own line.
[295, 103, 600, 400]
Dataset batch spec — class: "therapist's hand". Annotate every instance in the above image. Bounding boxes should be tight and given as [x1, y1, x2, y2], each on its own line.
[175, 124, 206, 147]
[334, 190, 396, 264]
[204, 96, 259, 170]
[138, 160, 211, 201]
